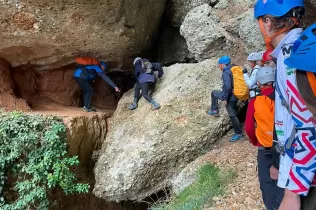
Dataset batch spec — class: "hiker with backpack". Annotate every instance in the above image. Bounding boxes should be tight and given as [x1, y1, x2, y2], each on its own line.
[284, 23, 316, 210]
[208, 56, 243, 142]
[254, 1, 315, 209]
[243, 51, 264, 98]
[244, 66, 284, 210]
[128, 57, 164, 111]
[73, 58, 120, 112]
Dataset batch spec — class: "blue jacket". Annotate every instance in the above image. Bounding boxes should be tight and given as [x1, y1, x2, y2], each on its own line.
[73, 65, 117, 89]
[222, 64, 237, 102]
[134, 60, 164, 84]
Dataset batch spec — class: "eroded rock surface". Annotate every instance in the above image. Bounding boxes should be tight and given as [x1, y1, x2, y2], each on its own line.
[167, 0, 217, 27]
[0, 58, 30, 111]
[180, 4, 234, 62]
[94, 59, 233, 201]
[0, 0, 167, 70]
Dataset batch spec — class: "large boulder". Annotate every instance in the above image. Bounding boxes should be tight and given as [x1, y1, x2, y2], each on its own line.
[180, 4, 233, 62]
[93, 59, 233, 201]
[214, 0, 253, 10]
[0, 0, 167, 70]
[166, 0, 217, 27]
[224, 10, 264, 53]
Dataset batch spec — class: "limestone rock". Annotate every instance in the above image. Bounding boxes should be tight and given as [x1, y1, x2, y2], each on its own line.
[214, 0, 253, 10]
[180, 4, 233, 61]
[0, 0, 167, 70]
[167, 0, 217, 27]
[225, 10, 264, 52]
[93, 59, 233, 201]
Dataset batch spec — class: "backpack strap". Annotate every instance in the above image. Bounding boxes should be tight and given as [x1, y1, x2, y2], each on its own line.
[275, 70, 296, 150]
[275, 72, 291, 112]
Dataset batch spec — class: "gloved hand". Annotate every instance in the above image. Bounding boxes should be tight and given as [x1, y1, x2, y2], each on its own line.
[242, 68, 248, 74]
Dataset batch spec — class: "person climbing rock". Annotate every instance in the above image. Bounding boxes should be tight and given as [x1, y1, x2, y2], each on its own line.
[254, 0, 313, 209]
[243, 51, 264, 98]
[128, 57, 164, 110]
[73, 58, 120, 112]
[245, 66, 284, 210]
[284, 23, 316, 210]
[262, 49, 276, 68]
[208, 56, 243, 142]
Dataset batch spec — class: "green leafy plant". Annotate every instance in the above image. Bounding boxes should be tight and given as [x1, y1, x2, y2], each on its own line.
[0, 111, 89, 210]
[151, 163, 235, 210]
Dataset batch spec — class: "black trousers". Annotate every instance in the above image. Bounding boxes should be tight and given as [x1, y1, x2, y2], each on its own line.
[134, 82, 153, 102]
[301, 187, 316, 210]
[74, 77, 93, 108]
[257, 149, 284, 210]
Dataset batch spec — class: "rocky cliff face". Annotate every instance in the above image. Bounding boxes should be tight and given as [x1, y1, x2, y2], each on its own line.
[0, 0, 167, 70]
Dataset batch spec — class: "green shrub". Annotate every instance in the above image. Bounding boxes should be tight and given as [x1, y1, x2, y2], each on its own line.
[0, 111, 89, 210]
[151, 163, 235, 210]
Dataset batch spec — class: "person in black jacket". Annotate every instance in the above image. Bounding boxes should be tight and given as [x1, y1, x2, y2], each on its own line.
[128, 57, 164, 110]
[208, 55, 243, 142]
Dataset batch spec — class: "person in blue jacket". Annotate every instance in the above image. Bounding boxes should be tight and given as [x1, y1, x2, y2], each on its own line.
[73, 61, 120, 112]
[208, 56, 243, 142]
[128, 57, 164, 110]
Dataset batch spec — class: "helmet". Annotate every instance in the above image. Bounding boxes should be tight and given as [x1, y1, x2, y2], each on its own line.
[133, 57, 142, 66]
[247, 52, 264, 61]
[254, 0, 304, 18]
[284, 23, 316, 73]
[218, 56, 231, 65]
[262, 49, 274, 63]
[256, 66, 275, 84]
[100, 61, 107, 69]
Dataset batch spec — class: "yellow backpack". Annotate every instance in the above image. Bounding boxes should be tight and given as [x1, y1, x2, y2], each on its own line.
[231, 66, 249, 101]
[254, 93, 275, 147]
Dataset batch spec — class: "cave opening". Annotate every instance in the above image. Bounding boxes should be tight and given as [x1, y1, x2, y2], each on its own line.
[5, 62, 135, 114]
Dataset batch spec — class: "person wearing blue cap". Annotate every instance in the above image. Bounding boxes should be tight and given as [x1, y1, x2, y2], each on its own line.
[73, 60, 120, 112]
[208, 55, 243, 142]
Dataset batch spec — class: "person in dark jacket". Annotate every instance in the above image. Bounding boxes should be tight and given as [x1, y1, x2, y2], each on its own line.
[73, 61, 120, 112]
[208, 55, 243, 142]
[128, 57, 164, 110]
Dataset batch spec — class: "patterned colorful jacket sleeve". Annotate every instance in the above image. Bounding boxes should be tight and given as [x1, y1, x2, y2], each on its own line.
[285, 72, 316, 196]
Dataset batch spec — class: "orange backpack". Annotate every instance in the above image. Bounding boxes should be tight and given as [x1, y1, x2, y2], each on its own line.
[231, 66, 249, 101]
[254, 93, 275, 147]
[75, 57, 100, 66]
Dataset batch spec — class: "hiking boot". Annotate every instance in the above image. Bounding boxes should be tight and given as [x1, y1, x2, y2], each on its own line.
[229, 133, 243, 142]
[208, 109, 219, 116]
[152, 103, 161, 110]
[82, 106, 92, 112]
[90, 107, 97, 112]
[150, 100, 160, 110]
[128, 103, 138, 110]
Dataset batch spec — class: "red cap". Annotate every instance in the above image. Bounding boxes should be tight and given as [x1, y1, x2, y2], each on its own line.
[262, 49, 274, 63]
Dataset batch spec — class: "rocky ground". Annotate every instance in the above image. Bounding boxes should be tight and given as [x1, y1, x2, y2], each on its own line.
[202, 132, 265, 210]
